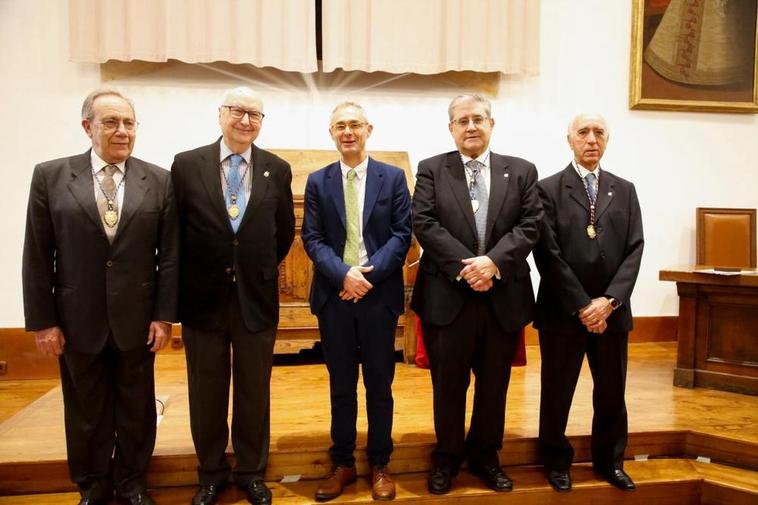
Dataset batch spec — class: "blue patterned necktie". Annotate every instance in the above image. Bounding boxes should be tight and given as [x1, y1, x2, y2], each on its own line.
[226, 154, 246, 233]
[466, 159, 489, 255]
[586, 171, 597, 203]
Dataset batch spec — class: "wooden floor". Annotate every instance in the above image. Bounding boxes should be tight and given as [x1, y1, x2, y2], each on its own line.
[1, 342, 757, 497]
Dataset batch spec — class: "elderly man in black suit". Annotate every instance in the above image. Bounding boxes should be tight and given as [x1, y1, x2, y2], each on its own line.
[171, 86, 295, 505]
[534, 113, 644, 493]
[22, 88, 178, 505]
[411, 94, 542, 495]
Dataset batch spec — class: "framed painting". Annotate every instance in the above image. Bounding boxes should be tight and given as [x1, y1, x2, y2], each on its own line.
[629, 0, 758, 113]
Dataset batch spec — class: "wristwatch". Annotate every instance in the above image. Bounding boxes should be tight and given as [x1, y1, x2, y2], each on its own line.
[607, 297, 621, 311]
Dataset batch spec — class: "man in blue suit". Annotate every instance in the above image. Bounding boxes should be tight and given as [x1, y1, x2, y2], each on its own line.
[302, 102, 412, 502]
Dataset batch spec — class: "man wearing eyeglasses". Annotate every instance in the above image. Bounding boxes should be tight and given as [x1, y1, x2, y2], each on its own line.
[171, 86, 295, 505]
[411, 94, 542, 495]
[22, 88, 178, 505]
[301, 102, 411, 501]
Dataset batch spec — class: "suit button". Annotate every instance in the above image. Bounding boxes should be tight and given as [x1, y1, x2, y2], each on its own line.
[106, 260, 113, 267]
[232, 239, 239, 246]
[225, 267, 232, 274]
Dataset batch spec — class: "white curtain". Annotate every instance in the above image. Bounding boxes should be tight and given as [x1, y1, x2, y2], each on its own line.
[321, 0, 540, 75]
[69, 0, 318, 73]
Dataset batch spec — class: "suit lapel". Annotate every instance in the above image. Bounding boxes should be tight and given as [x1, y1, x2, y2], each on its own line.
[444, 153, 478, 237]
[67, 151, 106, 234]
[595, 169, 615, 221]
[199, 140, 233, 232]
[362, 158, 384, 228]
[113, 158, 148, 242]
[327, 162, 346, 230]
[238, 144, 271, 231]
[564, 164, 590, 212]
[485, 153, 509, 245]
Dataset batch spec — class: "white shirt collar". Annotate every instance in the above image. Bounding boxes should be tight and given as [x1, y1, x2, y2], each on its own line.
[90, 150, 126, 174]
[572, 159, 601, 179]
[340, 156, 369, 179]
[220, 142, 252, 165]
[460, 149, 491, 169]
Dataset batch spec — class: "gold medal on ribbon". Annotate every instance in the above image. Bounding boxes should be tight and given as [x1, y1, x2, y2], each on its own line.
[228, 204, 241, 220]
[104, 209, 118, 228]
[586, 224, 597, 239]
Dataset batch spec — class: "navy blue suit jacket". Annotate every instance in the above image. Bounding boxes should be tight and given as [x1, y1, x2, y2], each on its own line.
[301, 158, 412, 317]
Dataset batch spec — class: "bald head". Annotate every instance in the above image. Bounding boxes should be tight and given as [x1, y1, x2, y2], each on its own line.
[567, 113, 609, 136]
[567, 113, 609, 170]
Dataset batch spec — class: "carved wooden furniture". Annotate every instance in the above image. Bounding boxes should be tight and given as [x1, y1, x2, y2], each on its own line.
[271, 149, 420, 362]
[696, 208, 756, 268]
[660, 266, 758, 395]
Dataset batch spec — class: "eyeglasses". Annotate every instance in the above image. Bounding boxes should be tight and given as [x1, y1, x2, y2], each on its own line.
[97, 118, 139, 132]
[332, 121, 366, 133]
[451, 116, 489, 128]
[222, 105, 265, 123]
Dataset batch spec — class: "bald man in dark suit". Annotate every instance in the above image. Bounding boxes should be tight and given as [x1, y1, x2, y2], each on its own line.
[534, 114, 643, 493]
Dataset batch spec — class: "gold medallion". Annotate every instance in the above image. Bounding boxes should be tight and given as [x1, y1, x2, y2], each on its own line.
[104, 209, 118, 228]
[228, 204, 241, 220]
[586, 224, 597, 239]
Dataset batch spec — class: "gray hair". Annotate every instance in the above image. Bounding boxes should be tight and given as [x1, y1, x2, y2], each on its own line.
[221, 86, 264, 109]
[81, 88, 135, 120]
[567, 113, 610, 136]
[448, 94, 492, 121]
[330, 101, 368, 124]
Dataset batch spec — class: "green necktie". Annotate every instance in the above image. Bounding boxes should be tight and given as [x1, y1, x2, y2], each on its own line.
[343, 168, 360, 266]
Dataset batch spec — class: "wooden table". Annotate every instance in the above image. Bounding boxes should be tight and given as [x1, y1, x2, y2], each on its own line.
[660, 266, 758, 395]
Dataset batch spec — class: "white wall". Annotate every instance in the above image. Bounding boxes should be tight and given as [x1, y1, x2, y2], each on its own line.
[1, 0, 756, 326]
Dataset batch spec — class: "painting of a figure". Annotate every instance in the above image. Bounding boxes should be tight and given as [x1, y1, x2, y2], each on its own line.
[630, 0, 758, 112]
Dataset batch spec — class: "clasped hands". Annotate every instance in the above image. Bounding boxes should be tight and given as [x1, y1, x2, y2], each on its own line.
[579, 297, 613, 334]
[459, 256, 497, 292]
[340, 265, 374, 302]
[34, 321, 172, 356]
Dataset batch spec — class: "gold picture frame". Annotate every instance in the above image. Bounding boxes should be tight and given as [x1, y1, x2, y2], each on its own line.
[629, 0, 758, 113]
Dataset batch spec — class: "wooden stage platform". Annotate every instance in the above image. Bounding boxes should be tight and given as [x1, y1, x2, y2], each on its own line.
[1, 342, 756, 503]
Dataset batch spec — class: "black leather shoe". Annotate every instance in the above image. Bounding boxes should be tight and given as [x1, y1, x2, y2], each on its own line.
[118, 490, 157, 505]
[547, 469, 572, 492]
[469, 464, 513, 492]
[599, 468, 636, 491]
[428, 466, 455, 495]
[192, 484, 224, 505]
[246, 479, 272, 505]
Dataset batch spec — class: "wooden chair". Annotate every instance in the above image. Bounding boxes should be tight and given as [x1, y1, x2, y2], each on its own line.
[696, 208, 756, 268]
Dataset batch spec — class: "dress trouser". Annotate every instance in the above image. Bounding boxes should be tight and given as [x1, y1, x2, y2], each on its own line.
[183, 292, 276, 487]
[59, 336, 156, 500]
[538, 329, 629, 472]
[422, 295, 521, 470]
[317, 293, 398, 468]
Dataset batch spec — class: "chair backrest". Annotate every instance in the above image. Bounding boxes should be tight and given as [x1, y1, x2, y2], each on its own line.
[696, 208, 757, 268]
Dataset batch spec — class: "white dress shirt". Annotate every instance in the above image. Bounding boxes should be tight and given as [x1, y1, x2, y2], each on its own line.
[91, 150, 125, 219]
[341, 156, 369, 266]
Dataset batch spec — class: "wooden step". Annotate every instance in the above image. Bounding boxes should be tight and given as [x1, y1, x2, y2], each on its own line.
[1, 459, 755, 505]
[1, 429, 756, 495]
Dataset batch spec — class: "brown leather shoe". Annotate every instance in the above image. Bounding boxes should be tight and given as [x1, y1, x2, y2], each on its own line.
[371, 466, 396, 501]
[315, 465, 357, 501]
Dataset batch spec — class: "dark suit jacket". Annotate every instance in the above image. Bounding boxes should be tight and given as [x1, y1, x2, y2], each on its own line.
[533, 164, 644, 334]
[22, 151, 178, 353]
[171, 140, 295, 333]
[410, 151, 542, 332]
[301, 158, 412, 316]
